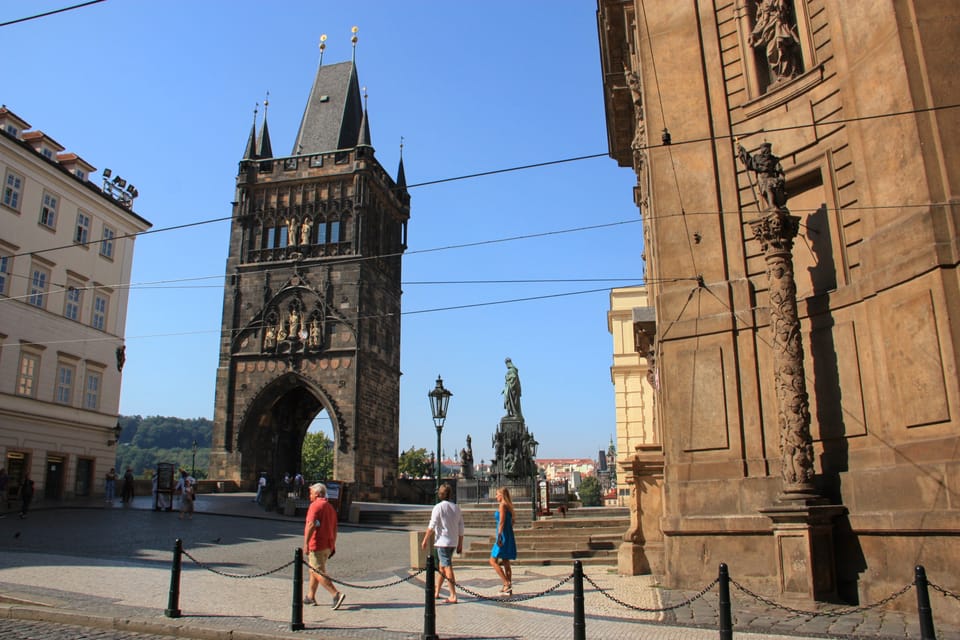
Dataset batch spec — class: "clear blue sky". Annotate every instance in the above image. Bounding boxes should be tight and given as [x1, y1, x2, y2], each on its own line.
[1, 1, 643, 460]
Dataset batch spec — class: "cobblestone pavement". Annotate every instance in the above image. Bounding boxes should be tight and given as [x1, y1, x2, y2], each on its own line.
[0, 494, 957, 639]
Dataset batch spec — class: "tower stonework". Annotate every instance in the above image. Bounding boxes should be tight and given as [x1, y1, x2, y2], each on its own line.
[210, 60, 409, 500]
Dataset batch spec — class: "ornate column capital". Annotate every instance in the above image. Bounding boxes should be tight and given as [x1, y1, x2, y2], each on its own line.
[749, 208, 800, 255]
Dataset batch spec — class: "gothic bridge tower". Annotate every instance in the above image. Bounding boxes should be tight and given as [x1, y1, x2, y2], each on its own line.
[210, 58, 409, 500]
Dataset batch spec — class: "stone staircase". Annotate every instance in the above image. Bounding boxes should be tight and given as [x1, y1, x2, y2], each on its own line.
[355, 502, 629, 568]
[460, 506, 628, 567]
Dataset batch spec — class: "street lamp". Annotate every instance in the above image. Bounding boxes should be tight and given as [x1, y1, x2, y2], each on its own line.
[191, 440, 198, 479]
[107, 421, 123, 447]
[529, 436, 539, 521]
[428, 375, 452, 500]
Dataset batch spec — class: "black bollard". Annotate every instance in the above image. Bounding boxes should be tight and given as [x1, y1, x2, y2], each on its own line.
[718, 563, 732, 640]
[915, 565, 936, 640]
[422, 553, 438, 640]
[291, 548, 304, 631]
[165, 538, 183, 618]
[573, 560, 585, 640]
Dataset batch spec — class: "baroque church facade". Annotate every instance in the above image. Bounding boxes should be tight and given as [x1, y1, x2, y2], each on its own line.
[209, 57, 409, 500]
[598, 0, 959, 618]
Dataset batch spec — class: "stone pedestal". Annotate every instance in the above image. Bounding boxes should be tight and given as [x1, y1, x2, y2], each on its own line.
[759, 501, 846, 601]
[618, 445, 665, 576]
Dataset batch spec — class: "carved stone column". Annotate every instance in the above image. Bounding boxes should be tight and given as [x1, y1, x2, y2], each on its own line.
[750, 206, 845, 601]
[617, 444, 664, 576]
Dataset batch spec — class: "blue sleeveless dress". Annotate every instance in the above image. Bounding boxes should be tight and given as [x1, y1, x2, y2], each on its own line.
[490, 509, 517, 560]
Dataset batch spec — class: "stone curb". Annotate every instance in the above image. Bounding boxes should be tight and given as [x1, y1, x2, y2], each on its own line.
[0, 604, 336, 640]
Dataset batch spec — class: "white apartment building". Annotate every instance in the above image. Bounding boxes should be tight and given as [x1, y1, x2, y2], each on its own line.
[0, 106, 150, 507]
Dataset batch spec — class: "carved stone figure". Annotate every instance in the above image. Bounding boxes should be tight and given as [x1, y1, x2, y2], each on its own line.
[288, 307, 301, 340]
[308, 318, 321, 348]
[264, 326, 276, 350]
[460, 435, 475, 479]
[749, 0, 803, 84]
[300, 218, 313, 246]
[738, 142, 787, 210]
[286, 216, 299, 246]
[502, 357, 522, 419]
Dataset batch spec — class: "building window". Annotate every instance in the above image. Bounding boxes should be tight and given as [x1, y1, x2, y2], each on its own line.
[39, 192, 59, 229]
[64, 281, 83, 320]
[330, 220, 341, 243]
[55, 362, 75, 404]
[4, 124, 18, 136]
[83, 369, 102, 410]
[0, 253, 10, 296]
[100, 226, 115, 259]
[3, 170, 23, 211]
[74, 169, 87, 181]
[28, 264, 50, 308]
[16, 351, 40, 397]
[92, 292, 109, 331]
[75, 212, 91, 245]
[317, 222, 327, 244]
[41, 148, 54, 159]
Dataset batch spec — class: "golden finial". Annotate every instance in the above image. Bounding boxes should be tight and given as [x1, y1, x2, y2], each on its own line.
[399, 136, 404, 157]
[318, 33, 327, 65]
[351, 25, 359, 61]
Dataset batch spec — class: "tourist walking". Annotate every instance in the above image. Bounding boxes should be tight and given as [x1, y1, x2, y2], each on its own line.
[489, 486, 517, 594]
[179, 477, 195, 520]
[421, 483, 465, 603]
[121, 467, 135, 503]
[105, 467, 117, 503]
[302, 483, 346, 610]
[18, 472, 34, 519]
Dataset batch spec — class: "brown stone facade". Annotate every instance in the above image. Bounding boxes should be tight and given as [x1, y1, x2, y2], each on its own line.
[598, 0, 960, 620]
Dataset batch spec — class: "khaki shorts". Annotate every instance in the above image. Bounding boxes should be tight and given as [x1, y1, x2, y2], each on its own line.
[307, 549, 331, 576]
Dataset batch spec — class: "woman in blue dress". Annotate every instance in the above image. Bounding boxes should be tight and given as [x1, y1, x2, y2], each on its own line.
[489, 486, 517, 594]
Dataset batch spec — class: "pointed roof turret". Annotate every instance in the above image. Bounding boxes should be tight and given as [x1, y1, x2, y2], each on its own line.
[396, 139, 407, 190]
[242, 104, 258, 160]
[292, 61, 364, 155]
[356, 88, 372, 149]
[256, 94, 273, 159]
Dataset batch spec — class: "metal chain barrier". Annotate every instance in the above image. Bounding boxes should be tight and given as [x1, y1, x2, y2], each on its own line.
[182, 548, 296, 579]
[457, 572, 575, 603]
[731, 578, 914, 618]
[929, 581, 960, 603]
[302, 558, 425, 590]
[584, 573, 720, 613]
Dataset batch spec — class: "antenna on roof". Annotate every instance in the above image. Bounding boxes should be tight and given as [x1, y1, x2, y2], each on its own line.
[351, 26, 359, 62]
[318, 33, 327, 67]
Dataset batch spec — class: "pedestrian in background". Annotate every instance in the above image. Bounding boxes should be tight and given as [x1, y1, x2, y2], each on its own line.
[105, 467, 117, 503]
[302, 482, 346, 610]
[19, 472, 34, 519]
[179, 477, 195, 520]
[422, 482, 464, 603]
[489, 486, 517, 595]
[121, 467, 135, 503]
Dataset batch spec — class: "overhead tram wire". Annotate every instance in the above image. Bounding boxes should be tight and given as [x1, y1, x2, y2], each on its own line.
[9, 101, 958, 261]
[0, 0, 107, 28]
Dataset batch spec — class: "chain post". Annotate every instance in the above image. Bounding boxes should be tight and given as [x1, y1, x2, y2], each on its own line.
[165, 538, 183, 618]
[422, 553, 438, 640]
[573, 560, 585, 640]
[291, 548, 304, 631]
[718, 563, 732, 640]
[915, 565, 936, 640]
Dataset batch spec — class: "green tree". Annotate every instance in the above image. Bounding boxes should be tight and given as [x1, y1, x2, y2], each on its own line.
[398, 446, 431, 478]
[578, 475, 602, 506]
[301, 431, 334, 482]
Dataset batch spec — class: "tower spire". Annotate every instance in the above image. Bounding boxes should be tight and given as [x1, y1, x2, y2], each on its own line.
[357, 86, 372, 148]
[242, 102, 259, 160]
[396, 136, 407, 190]
[256, 91, 273, 159]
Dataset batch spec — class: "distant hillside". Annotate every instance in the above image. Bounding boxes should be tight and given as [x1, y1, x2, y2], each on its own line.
[113, 415, 212, 478]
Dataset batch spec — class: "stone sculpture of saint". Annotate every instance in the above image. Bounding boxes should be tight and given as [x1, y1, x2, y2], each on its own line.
[288, 308, 301, 340]
[502, 357, 522, 419]
[308, 319, 321, 348]
[737, 142, 787, 210]
[300, 218, 313, 246]
[749, 0, 802, 84]
[286, 216, 299, 246]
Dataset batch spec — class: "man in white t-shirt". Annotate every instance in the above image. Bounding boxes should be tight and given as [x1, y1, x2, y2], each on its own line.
[421, 483, 465, 603]
[255, 473, 267, 504]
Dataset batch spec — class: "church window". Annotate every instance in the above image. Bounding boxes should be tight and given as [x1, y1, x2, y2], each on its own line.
[330, 220, 341, 243]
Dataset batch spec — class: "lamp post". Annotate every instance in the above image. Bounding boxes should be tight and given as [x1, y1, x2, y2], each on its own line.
[107, 421, 123, 446]
[191, 440, 198, 479]
[428, 375, 452, 501]
[529, 437, 539, 521]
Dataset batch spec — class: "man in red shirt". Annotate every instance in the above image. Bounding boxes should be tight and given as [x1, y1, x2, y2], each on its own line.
[303, 483, 346, 610]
